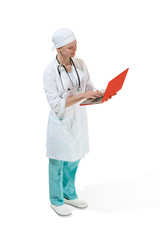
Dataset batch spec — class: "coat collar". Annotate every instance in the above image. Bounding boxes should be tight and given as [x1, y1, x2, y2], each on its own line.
[53, 56, 80, 69]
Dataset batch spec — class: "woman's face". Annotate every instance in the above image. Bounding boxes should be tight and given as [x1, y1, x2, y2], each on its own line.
[58, 40, 77, 58]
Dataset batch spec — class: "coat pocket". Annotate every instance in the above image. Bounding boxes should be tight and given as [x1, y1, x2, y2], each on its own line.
[49, 111, 67, 126]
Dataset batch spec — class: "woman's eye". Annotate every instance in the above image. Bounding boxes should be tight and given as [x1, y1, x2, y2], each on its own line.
[68, 45, 77, 49]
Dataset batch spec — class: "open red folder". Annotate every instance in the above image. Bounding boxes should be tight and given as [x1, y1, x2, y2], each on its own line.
[80, 68, 129, 106]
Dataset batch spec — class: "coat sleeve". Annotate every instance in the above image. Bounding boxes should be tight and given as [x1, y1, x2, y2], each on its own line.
[43, 69, 66, 114]
[82, 60, 97, 92]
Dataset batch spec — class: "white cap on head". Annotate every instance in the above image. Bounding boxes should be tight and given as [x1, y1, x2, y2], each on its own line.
[52, 28, 76, 51]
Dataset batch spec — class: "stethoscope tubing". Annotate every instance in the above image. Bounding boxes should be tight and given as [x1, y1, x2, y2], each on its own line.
[56, 55, 81, 91]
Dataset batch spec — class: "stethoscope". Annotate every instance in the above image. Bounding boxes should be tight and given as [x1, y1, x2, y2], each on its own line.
[56, 55, 81, 91]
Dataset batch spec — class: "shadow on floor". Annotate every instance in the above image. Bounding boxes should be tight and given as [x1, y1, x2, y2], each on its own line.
[77, 170, 160, 214]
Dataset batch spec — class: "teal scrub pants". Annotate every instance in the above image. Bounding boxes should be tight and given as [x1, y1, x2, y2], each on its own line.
[49, 158, 80, 206]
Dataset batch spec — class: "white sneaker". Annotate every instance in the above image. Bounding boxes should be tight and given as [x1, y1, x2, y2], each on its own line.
[64, 198, 88, 208]
[50, 203, 72, 216]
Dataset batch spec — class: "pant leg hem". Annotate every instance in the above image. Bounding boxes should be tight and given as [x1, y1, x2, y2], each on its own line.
[64, 196, 78, 200]
[50, 198, 64, 206]
[50, 201, 64, 206]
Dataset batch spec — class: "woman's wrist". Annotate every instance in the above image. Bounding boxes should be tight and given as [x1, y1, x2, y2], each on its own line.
[80, 92, 86, 99]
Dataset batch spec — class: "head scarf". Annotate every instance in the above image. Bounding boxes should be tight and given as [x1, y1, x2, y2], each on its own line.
[52, 28, 76, 51]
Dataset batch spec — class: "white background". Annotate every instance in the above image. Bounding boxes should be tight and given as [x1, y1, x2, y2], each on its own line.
[0, 0, 160, 239]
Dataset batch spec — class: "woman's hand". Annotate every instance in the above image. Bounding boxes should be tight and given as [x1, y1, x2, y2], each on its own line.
[83, 90, 104, 99]
[65, 90, 103, 108]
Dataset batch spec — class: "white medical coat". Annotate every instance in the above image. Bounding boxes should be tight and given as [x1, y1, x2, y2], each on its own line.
[43, 57, 96, 162]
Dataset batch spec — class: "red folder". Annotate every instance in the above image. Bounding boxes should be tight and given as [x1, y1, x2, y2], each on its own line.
[80, 68, 129, 106]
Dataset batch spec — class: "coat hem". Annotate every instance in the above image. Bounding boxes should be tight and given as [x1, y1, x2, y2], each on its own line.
[46, 151, 89, 162]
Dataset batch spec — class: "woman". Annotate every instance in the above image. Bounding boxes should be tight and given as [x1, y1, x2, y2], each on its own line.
[43, 28, 103, 216]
